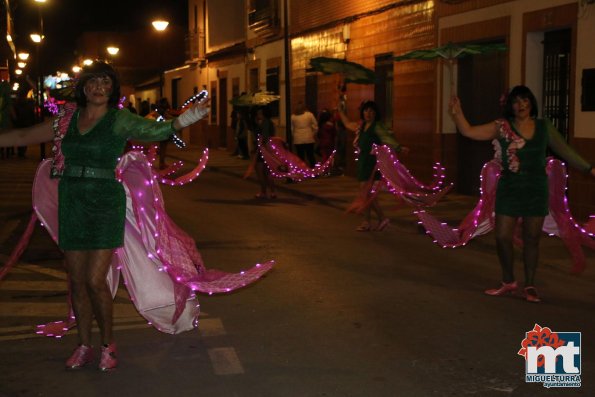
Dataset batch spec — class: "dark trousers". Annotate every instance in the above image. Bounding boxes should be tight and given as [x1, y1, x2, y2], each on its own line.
[295, 143, 316, 168]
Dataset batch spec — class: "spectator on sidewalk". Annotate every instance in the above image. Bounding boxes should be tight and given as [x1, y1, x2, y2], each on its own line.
[11, 87, 36, 158]
[316, 109, 337, 163]
[291, 101, 318, 168]
[253, 106, 277, 198]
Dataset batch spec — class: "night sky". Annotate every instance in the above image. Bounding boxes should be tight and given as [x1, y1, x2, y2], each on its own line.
[11, 0, 188, 73]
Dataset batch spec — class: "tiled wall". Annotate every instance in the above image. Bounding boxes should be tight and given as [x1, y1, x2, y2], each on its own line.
[290, 1, 438, 181]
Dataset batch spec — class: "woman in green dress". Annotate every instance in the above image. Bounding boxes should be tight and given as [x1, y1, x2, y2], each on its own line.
[450, 85, 595, 302]
[0, 62, 210, 370]
[338, 100, 409, 231]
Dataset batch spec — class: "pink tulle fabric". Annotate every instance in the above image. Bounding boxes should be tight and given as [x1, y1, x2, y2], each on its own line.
[372, 144, 452, 207]
[29, 152, 273, 336]
[416, 158, 594, 273]
[131, 143, 210, 186]
[259, 136, 334, 181]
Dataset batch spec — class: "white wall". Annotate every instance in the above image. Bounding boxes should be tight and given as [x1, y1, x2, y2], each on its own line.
[575, 2, 595, 138]
[439, 0, 593, 138]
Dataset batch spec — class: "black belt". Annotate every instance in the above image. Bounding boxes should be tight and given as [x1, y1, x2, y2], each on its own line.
[62, 165, 115, 179]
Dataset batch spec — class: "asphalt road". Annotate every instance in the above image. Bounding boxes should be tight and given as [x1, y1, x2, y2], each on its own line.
[0, 146, 594, 397]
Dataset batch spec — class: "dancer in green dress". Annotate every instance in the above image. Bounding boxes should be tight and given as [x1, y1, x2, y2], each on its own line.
[450, 85, 594, 302]
[0, 61, 210, 370]
[338, 100, 409, 231]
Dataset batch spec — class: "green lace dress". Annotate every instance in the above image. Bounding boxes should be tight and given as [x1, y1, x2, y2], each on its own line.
[58, 108, 175, 250]
[495, 118, 591, 217]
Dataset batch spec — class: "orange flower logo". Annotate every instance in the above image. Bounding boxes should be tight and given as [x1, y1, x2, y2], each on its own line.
[518, 324, 566, 368]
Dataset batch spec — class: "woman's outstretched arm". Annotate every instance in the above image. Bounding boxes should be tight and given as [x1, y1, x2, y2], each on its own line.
[449, 96, 498, 141]
[0, 119, 54, 147]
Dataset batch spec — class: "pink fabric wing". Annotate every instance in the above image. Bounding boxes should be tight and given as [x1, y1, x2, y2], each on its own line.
[373, 144, 452, 207]
[415, 160, 500, 247]
[259, 136, 334, 181]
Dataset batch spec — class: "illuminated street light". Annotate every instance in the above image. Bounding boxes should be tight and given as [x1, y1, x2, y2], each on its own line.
[152, 20, 169, 31]
[18, 52, 29, 60]
[72, 65, 81, 73]
[107, 46, 119, 55]
[15, 69, 22, 75]
[83, 59, 93, 66]
[17, 62, 27, 68]
[152, 19, 169, 98]
[30, 33, 44, 43]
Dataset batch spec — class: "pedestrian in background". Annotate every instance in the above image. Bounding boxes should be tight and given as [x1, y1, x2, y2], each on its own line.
[290, 101, 318, 168]
[253, 106, 277, 199]
[316, 109, 337, 163]
[450, 85, 595, 302]
[11, 87, 36, 158]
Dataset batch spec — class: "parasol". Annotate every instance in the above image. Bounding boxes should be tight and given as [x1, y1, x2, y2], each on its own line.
[393, 42, 507, 95]
[309, 57, 376, 85]
[229, 91, 280, 107]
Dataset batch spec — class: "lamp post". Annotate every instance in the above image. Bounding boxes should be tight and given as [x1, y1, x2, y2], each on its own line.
[31, 0, 47, 158]
[106, 46, 119, 66]
[30, 32, 45, 158]
[152, 20, 169, 99]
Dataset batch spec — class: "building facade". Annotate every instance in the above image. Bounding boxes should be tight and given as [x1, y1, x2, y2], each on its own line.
[163, 0, 595, 219]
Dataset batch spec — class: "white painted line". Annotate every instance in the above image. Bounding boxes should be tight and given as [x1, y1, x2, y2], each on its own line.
[0, 302, 138, 317]
[198, 318, 226, 337]
[0, 322, 152, 342]
[0, 281, 67, 291]
[208, 347, 245, 375]
[16, 264, 131, 300]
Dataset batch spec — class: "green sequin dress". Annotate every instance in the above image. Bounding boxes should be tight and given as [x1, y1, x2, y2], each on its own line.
[495, 119, 549, 217]
[58, 108, 175, 250]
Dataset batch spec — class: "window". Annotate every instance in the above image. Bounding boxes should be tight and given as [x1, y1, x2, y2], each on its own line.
[266, 67, 280, 117]
[249, 68, 259, 94]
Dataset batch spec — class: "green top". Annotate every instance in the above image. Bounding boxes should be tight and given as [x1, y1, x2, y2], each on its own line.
[58, 107, 175, 250]
[495, 118, 591, 217]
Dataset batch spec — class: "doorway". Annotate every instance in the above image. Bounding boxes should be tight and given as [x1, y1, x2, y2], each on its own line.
[219, 78, 228, 148]
[456, 41, 507, 195]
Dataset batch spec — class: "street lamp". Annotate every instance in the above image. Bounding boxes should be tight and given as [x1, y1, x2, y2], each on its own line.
[106, 46, 119, 65]
[152, 19, 169, 98]
[32, 0, 47, 158]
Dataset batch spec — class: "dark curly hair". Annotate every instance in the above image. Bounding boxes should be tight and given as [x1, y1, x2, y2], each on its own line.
[74, 61, 121, 108]
[359, 100, 381, 122]
[503, 85, 538, 119]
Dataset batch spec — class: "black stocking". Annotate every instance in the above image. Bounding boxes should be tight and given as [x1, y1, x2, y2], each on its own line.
[494, 215, 517, 283]
[522, 216, 544, 287]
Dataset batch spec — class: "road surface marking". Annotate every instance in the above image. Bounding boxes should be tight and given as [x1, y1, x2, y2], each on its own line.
[198, 318, 226, 337]
[208, 347, 245, 375]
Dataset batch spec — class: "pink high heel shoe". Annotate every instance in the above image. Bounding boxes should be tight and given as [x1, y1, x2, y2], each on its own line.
[523, 286, 541, 303]
[65, 345, 94, 369]
[99, 343, 118, 371]
[484, 281, 518, 296]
